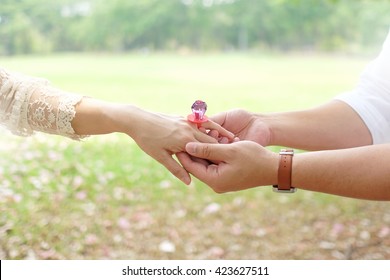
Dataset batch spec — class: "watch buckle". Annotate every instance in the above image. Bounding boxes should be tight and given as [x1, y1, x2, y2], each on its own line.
[272, 186, 297, 193]
[279, 150, 294, 156]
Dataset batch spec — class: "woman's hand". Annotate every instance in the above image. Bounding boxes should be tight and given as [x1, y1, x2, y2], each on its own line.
[114, 105, 234, 184]
[72, 99, 234, 184]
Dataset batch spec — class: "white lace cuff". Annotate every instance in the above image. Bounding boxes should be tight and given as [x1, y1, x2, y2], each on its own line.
[0, 68, 87, 140]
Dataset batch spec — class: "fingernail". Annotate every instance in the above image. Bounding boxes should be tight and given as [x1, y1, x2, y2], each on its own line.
[186, 142, 198, 155]
[219, 137, 229, 144]
[183, 177, 191, 185]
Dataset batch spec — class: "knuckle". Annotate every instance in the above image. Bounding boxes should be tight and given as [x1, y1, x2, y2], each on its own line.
[202, 145, 212, 158]
[169, 166, 183, 177]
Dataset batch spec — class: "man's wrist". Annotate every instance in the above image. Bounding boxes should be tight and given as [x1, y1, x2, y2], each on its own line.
[273, 149, 296, 193]
[254, 113, 275, 146]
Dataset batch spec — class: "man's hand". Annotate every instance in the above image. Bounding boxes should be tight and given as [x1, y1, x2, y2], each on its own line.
[210, 109, 271, 146]
[177, 141, 278, 193]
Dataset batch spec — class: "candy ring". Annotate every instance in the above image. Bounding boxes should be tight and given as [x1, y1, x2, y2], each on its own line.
[187, 100, 208, 128]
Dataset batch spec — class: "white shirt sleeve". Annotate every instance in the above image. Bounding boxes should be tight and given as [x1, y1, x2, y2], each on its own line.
[0, 68, 86, 140]
[335, 28, 390, 144]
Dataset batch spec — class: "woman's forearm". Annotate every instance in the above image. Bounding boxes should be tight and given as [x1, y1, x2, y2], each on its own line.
[265, 100, 373, 150]
[71, 97, 138, 136]
[293, 144, 390, 200]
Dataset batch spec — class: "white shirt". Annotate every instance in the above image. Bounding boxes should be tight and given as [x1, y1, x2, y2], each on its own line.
[336, 28, 390, 144]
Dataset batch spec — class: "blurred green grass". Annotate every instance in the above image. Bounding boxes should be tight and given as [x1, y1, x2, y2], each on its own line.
[1, 53, 390, 260]
[1, 53, 367, 113]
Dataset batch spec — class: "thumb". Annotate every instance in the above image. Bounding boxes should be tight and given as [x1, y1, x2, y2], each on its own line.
[209, 112, 226, 125]
[185, 142, 227, 162]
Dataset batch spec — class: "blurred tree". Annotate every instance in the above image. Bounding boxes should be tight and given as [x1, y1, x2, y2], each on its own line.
[0, 0, 389, 55]
[0, 0, 85, 54]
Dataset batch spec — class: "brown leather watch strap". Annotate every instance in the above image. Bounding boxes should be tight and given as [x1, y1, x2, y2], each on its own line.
[273, 149, 296, 193]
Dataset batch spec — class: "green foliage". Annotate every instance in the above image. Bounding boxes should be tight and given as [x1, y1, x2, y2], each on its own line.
[0, 0, 389, 54]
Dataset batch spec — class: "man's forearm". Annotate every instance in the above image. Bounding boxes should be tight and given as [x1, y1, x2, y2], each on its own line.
[292, 144, 390, 200]
[264, 100, 373, 150]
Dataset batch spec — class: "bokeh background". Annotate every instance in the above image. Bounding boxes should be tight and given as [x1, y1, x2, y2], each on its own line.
[1, 0, 390, 260]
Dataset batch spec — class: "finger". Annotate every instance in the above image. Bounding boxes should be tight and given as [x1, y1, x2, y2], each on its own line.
[201, 120, 234, 140]
[176, 152, 211, 167]
[176, 152, 209, 177]
[208, 129, 219, 140]
[194, 129, 218, 144]
[185, 142, 228, 162]
[159, 153, 191, 185]
[218, 137, 230, 144]
[177, 151, 221, 185]
[187, 154, 211, 165]
[209, 112, 226, 125]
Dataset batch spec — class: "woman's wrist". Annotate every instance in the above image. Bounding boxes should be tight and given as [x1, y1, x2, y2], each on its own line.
[102, 102, 144, 137]
[72, 98, 139, 136]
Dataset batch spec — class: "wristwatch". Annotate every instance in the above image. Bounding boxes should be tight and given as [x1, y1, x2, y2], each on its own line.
[273, 149, 296, 193]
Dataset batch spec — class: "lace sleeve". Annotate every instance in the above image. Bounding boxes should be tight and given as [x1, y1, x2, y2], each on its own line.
[0, 68, 86, 140]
